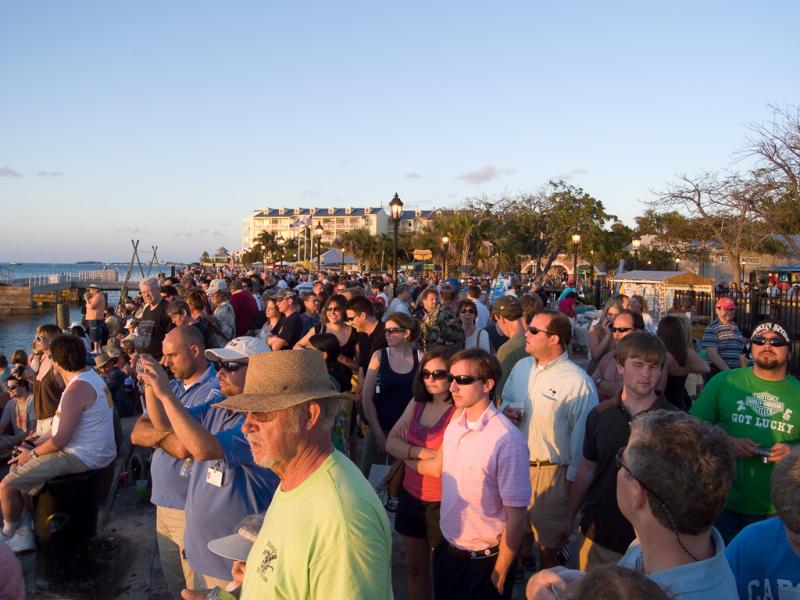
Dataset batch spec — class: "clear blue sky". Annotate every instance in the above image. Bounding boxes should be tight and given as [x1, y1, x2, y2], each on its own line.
[2, 1, 798, 263]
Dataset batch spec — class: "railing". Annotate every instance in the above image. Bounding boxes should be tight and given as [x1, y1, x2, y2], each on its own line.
[672, 287, 800, 375]
[0, 267, 13, 285]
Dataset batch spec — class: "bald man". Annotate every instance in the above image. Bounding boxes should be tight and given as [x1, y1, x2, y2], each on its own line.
[131, 326, 221, 596]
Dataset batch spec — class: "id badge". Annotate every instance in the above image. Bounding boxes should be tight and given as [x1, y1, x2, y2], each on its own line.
[206, 462, 224, 487]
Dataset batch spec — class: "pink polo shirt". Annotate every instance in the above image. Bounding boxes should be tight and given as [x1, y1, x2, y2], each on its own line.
[440, 403, 531, 551]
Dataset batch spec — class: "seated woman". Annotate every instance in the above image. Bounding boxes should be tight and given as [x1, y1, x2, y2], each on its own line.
[0, 334, 116, 550]
[0, 375, 35, 459]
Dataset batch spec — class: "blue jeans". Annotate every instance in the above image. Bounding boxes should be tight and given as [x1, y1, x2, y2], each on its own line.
[714, 508, 771, 545]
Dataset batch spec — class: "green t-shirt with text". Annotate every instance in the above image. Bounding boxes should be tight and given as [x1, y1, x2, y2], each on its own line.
[241, 450, 393, 600]
[691, 368, 800, 515]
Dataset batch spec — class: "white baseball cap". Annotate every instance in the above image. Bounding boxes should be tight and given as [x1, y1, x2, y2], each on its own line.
[207, 279, 229, 295]
[207, 513, 265, 562]
[205, 336, 270, 361]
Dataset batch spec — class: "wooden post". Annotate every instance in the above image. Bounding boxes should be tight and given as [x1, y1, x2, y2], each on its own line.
[56, 303, 70, 330]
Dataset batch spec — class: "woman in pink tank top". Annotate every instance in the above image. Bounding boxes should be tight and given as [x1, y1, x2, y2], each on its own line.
[387, 347, 456, 600]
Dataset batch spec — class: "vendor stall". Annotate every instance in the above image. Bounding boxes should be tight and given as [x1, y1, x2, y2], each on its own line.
[610, 271, 714, 321]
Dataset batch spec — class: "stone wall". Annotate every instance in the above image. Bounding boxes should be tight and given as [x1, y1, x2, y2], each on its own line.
[0, 286, 32, 313]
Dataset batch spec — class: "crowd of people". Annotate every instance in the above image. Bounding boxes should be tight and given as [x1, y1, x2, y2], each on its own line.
[0, 264, 798, 599]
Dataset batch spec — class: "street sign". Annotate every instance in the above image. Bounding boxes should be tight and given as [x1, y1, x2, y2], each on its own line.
[740, 256, 761, 265]
[413, 249, 433, 261]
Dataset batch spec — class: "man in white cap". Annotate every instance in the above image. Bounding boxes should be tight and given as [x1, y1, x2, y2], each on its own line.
[84, 283, 106, 353]
[138, 332, 279, 590]
[200, 350, 392, 599]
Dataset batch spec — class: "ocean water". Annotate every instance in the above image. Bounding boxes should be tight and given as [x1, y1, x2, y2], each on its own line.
[0, 262, 135, 358]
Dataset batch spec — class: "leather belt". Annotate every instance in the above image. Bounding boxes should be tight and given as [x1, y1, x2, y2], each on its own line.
[530, 460, 556, 467]
[447, 542, 500, 560]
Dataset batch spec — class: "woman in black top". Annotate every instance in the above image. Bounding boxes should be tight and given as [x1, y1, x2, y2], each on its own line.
[360, 312, 420, 475]
[656, 315, 710, 410]
[294, 294, 358, 371]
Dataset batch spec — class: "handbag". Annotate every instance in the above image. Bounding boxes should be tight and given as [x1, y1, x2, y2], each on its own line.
[383, 459, 405, 498]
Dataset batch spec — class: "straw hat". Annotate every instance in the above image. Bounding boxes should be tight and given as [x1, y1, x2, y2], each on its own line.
[217, 350, 351, 413]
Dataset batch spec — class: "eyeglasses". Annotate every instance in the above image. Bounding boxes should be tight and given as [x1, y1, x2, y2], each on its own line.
[447, 374, 484, 385]
[212, 360, 247, 373]
[528, 325, 555, 337]
[421, 369, 449, 381]
[385, 327, 406, 335]
[611, 326, 633, 334]
[615, 447, 701, 562]
[249, 411, 278, 423]
[751, 336, 789, 348]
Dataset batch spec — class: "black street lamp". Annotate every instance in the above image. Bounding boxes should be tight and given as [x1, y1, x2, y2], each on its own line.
[632, 238, 641, 270]
[277, 235, 285, 266]
[572, 233, 581, 284]
[442, 235, 450, 280]
[389, 193, 403, 295]
[315, 222, 324, 273]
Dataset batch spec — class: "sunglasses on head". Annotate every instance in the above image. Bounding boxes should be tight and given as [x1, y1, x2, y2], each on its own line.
[448, 374, 484, 385]
[611, 326, 633, 334]
[751, 336, 789, 348]
[212, 360, 247, 373]
[421, 369, 449, 381]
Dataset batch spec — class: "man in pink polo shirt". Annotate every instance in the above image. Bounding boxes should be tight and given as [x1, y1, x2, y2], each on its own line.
[416, 348, 531, 599]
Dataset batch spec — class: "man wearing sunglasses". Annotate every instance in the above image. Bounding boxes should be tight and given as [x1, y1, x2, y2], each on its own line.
[691, 319, 800, 544]
[500, 309, 598, 569]
[136, 330, 278, 592]
[526, 411, 738, 599]
[591, 310, 645, 402]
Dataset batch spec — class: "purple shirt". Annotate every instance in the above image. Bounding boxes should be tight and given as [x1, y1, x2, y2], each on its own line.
[440, 403, 531, 551]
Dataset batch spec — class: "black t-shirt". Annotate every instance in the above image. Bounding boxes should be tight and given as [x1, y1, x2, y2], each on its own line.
[579, 394, 678, 553]
[358, 321, 387, 374]
[272, 312, 304, 349]
[135, 300, 174, 359]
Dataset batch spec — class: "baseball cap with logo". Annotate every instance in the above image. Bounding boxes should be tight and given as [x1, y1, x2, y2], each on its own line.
[207, 279, 229, 295]
[492, 295, 523, 320]
[751, 319, 792, 345]
[205, 336, 270, 362]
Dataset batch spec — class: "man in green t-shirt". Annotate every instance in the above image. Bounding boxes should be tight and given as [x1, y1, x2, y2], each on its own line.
[691, 319, 800, 544]
[184, 350, 393, 599]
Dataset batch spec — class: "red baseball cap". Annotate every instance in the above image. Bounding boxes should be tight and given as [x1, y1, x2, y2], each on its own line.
[715, 297, 736, 310]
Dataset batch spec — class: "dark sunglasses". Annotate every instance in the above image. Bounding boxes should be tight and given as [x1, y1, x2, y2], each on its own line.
[611, 326, 634, 334]
[447, 374, 484, 385]
[6, 385, 19, 391]
[344, 314, 356, 323]
[385, 327, 406, 335]
[325, 306, 342, 312]
[212, 360, 247, 373]
[751, 336, 789, 348]
[421, 369, 449, 381]
[459, 309, 477, 315]
[528, 325, 556, 337]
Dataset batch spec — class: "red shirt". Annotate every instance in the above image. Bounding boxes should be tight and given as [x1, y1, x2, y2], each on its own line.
[403, 402, 455, 502]
[229, 291, 258, 337]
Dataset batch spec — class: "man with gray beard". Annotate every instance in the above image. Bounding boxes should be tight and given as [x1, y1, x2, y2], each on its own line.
[186, 350, 393, 599]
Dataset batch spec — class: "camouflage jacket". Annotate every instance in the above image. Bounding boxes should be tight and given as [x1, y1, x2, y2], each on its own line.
[420, 305, 465, 353]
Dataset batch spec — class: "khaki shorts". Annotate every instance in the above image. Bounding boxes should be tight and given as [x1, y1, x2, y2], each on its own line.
[5, 450, 90, 496]
[577, 532, 623, 571]
[528, 464, 569, 549]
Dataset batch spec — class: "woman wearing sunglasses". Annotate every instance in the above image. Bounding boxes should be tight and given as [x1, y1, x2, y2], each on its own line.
[0, 375, 35, 458]
[294, 294, 358, 371]
[360, 312, 421, 475]
[386, 346, 456, 600]
[458, 299, 492, 352]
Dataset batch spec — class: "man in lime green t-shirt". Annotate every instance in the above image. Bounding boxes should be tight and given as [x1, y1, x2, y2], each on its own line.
[691, 319, 800, 544]
[187, 350, 393, 600]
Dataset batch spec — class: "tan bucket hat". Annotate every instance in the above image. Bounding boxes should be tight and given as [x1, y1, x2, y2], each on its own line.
[217, 350, 352, 413]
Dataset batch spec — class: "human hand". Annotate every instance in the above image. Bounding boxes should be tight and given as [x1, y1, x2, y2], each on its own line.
[376, 434, 387, 454]
[767, 442, 792, 463]
[180, 589, 209, 600]
[417, 448, 436, 460]
[490, 567, 506, 594]
[525, 569, 568, 600]
[728, 436, 760, 459]
[136, 355, 171, 398]
[503, 405, 523, 425]
[556, 518, 574, 546]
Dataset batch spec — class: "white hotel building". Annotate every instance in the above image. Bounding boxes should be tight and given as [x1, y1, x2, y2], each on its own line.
[241, 206, 441, 250]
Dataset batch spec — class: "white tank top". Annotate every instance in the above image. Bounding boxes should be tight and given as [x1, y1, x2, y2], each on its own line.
[52, 369, 116, 469]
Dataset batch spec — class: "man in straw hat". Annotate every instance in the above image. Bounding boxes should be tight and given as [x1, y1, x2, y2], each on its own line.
[192, 349, 393, 599]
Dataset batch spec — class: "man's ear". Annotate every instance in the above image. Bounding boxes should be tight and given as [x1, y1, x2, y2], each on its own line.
[305, 401, 323, 430]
